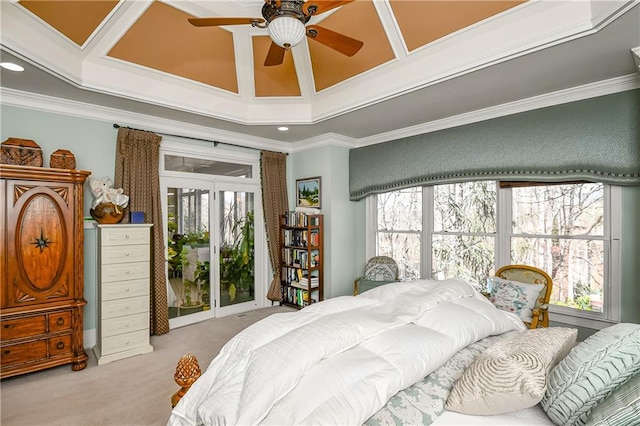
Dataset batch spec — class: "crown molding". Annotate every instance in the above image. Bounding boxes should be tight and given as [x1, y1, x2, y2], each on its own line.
[2, 73, 639, 153]
[356, 74, 640, 147]
[292, 133, 357, 153]
[632, 46, 640, 73]
[0, 87, 292, 153]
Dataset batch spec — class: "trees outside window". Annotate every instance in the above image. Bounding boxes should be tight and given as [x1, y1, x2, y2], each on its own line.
[373, 181, 615, 324]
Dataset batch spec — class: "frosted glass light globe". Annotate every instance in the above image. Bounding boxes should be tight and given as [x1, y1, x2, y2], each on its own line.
[268, 16, 306, 49]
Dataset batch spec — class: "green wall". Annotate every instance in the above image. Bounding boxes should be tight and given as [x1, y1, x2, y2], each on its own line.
[621, 186, 640, 324]
[289, 145, 359, 298]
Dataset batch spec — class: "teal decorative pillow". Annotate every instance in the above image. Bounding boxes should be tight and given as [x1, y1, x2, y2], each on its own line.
[586, 372, 640, 426]
[489, 277, 544, 322]
[542, 323, 640, 426]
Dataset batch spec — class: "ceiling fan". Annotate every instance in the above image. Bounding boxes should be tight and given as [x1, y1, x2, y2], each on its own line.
[188, 0, 364, 67]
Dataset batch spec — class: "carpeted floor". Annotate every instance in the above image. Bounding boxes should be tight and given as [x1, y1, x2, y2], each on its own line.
[0, 306, 294, 426]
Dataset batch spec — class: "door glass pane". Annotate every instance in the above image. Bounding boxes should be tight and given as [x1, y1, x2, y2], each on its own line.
[511, 183, 605, 312]
[164, 155, 252, 178]
[432, 234, 495, 289]
[376, 231, 421, 280]
[219, 191, 255, 307]
[434, 181, 496, 233]
[376, 188, 422, 280]
[167, 187, 211, 319]
[512, 237, 604, 312]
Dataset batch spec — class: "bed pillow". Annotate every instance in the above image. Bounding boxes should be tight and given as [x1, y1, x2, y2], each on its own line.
[489, 276, 544, 322]
[585, 372, 640, 426]
[542, 323, 640, 426]
[445, 327, 577, 415]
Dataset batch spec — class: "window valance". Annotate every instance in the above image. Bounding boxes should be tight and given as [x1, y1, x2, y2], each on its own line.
[349, 89, 640, 200]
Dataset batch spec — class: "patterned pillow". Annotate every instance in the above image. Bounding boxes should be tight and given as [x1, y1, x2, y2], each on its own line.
[364, 263, 396, 281]
[445, 327, 577, 415]
[586, 371, 640, 426]
[489, 276, 544, 322]
[542, 323, 640, 426]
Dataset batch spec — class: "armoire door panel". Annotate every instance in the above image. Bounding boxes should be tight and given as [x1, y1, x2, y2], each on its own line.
[5, 182, 74, 306]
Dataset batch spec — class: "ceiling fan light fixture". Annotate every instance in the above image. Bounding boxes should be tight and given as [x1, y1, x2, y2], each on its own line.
[268, 16, 306, 49]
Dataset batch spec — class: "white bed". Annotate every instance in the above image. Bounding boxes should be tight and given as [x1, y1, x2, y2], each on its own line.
[167, 278, 640, 426]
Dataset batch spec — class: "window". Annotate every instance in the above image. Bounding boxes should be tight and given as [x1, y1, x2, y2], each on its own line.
[372, 181, 620, 328]
[375, 188, 422, 280]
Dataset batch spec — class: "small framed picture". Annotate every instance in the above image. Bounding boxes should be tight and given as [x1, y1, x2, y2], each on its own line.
[296, 176, 321, 209]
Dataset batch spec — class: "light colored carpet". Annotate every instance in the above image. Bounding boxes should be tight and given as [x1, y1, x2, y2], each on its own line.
[0, 306, 294, 426]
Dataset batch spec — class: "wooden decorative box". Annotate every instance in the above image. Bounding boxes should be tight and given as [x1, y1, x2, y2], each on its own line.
[50, 149, 76, 169]
[1, 138, 43, 167]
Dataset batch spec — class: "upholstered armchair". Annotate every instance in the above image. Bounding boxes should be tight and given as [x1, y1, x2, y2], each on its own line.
[353, 256, 399, 296]
[494, 265, 553, 329]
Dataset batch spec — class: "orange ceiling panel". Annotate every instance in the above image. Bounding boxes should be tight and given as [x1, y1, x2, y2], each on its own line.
[108, 1, 238, 93]
[310, 0, 395, 92]
[253, 37, 301, 97]
[390, 0, 527, 52]
[19, 0, 119, 46]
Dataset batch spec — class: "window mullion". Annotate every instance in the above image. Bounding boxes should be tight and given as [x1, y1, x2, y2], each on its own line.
[496, 183, 511, 270]
[423, 186, 433, 279]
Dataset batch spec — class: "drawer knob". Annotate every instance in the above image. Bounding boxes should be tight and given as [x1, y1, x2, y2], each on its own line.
[57, 341, 65, 350]
[57, 317, 65, 326]
[3, 349, 10, 355]
[125, 306, 130, 310]
[125, 252, 130, 256]
[125, 270, 130, 275]
[125, 288, 130, 292]
[3, 324, 10, 329]
[125, 234, 130, 239]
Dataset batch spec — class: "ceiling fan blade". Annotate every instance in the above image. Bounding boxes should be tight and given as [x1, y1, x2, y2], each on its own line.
[188, 17, 264, 27]
[264, 42, 286, 67]
[303, 0, 354, 16]
[306, 25, 363, 57]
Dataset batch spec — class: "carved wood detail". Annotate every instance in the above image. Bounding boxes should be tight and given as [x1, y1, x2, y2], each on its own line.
[1, 165, 90, 378]
[15, 287, 36, 303]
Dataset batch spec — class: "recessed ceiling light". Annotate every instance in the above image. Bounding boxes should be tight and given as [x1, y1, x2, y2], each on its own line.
[277, 126, 289, 132]
[0, 62, 25, 72]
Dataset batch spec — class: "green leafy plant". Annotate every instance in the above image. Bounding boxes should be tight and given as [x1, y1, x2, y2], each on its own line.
[220, 210, 255, 301]
[167, 219, 210, 306]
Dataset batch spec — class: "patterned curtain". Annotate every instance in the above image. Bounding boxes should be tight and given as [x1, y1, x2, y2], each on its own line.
[260, 151, 289, 302]
[114, 127, 169, 335]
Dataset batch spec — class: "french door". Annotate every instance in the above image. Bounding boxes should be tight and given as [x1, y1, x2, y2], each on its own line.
[160, 148, 264, 329]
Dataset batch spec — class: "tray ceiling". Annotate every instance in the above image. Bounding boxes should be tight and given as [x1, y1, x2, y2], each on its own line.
[1, 0, 639, 144]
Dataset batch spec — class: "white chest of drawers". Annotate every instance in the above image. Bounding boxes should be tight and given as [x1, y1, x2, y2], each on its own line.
[93, 224, 154, 364]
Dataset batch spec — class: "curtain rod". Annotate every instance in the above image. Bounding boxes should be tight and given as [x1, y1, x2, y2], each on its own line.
[112, 123, 288, 155]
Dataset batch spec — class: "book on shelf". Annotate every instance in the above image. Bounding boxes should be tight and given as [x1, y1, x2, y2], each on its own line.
[289, 280, 319, 289]
[284, 211, 321, 228]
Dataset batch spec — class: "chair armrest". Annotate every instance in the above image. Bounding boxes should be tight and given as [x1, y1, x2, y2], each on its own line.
[353, 276, 366, 296]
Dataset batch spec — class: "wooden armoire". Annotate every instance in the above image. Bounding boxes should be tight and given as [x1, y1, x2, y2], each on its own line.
[1, 164, 91, 378]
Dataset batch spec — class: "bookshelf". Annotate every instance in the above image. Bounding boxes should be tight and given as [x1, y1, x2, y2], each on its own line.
[280, 212, 324, 308]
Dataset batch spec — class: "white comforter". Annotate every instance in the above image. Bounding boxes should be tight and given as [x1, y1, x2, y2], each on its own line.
[168, 279, 525, 426]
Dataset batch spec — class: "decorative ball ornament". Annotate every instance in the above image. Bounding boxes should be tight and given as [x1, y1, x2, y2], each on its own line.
[171, 353, 202, 408]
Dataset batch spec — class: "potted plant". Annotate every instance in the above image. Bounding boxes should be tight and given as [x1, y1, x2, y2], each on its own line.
[167, 223, 210, 315]
[220, 211, 255, 303]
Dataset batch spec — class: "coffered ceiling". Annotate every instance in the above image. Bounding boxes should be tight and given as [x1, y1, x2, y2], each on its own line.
[1, 0, 639, 146]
